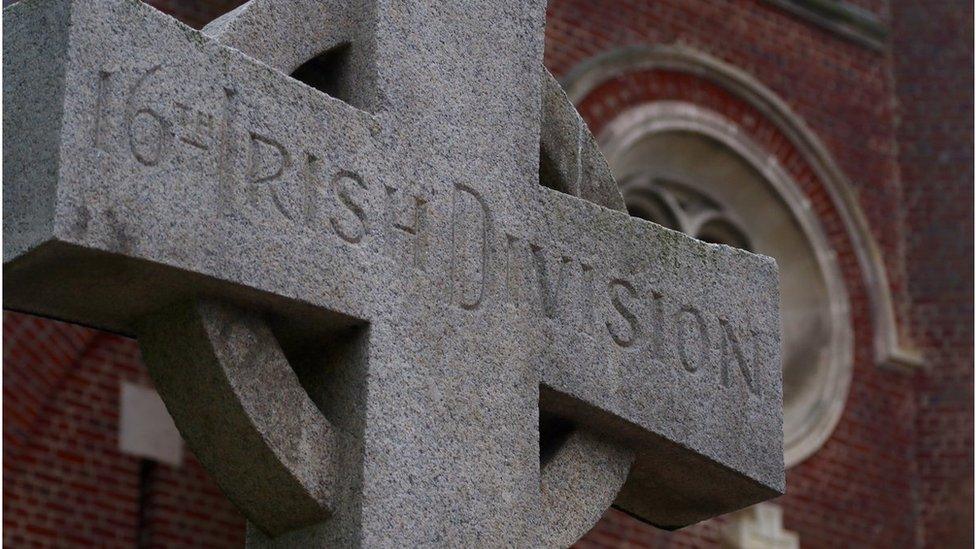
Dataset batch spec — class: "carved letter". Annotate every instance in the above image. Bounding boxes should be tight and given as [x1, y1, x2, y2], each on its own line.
[647, 290, 665, 357]
[580, 261, 596, 336]
[530, 244, 573, 319]
[606, 278, 640, 348]
[303, 152, 321, 226]
[126, 65, 172, 167]
[217, 87, 238, 210]
[174, 101, 214, 151]
[450, 183, 492, 310]
[330, 170, 369, 244]
[247, 133, 289, 184]
[503, 233, 523, 306]
[93, 70, 113, 151]
[385, 183, 428, 269]
[677, 306, 709, 373]
[719, 317, 758, 395]
[246, 132, 295, 219]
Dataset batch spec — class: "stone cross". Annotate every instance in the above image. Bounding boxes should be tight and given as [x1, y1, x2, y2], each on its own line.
[3, 0, 785, 546]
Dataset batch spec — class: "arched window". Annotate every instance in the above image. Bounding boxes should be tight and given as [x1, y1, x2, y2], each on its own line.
[600, 102, 853, 467]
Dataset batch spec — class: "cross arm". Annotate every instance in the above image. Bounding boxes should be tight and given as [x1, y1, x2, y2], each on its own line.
[521, 188, 785, 528]
[3, 0, 389, 334]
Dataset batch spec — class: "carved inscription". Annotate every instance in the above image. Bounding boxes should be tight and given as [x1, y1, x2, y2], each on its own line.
[217, 87, 238, 210]
[126, 65, 172, 167]
[606, 278, 639, 348]
[92, 67, 375, 242]
[579, 261, 597, 337]
[677, 306, 709, 373]
[173, 101, 214, 151]
[384, 183, 428, 269]
[331, 171, 369, 245]
[303, 153, 324, 226]
[93, 70, 113, 151]
[247, 132, 291, 216]
[497, 233, 760, 395]
[450, 184, 492, 311]
[530, 244, 573, 320]
[88, 65, 763, 396]
[503, 236, 589, 325]
[719, 317, 757, 394]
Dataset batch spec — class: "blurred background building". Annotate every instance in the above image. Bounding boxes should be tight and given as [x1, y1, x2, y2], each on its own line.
[3, 0, 973, 546]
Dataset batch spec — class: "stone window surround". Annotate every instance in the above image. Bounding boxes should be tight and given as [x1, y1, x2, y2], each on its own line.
[560, 45, 923, 373]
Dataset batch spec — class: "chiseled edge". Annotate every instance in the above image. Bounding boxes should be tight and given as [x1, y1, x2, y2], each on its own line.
[2, 0, 72, 262]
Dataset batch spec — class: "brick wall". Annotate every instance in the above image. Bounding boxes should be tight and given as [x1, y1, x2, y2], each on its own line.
[891, 0, 975, 547]
[2, 0, 970, 547]
[2, 313, 246, 547]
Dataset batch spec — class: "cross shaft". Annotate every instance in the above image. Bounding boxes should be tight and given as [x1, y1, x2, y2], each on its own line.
[3, 0, 784, 546]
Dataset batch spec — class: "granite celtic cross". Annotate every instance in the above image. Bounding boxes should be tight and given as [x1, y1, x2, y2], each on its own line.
[3, 0, 784, 546]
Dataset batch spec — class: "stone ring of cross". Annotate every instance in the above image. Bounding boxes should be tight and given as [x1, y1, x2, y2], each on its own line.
[4, 0, 785, 546]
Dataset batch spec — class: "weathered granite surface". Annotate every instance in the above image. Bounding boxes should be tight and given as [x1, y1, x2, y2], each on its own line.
[3, 0, 785, 546]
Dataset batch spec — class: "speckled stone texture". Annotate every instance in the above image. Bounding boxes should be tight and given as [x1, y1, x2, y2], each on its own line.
[3, 0, 784, 546]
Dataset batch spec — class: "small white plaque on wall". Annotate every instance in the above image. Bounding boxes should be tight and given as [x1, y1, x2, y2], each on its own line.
[119, 381, 183, 467]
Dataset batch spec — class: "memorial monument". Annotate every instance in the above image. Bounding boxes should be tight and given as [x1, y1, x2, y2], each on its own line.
[3, 0, 785, 546]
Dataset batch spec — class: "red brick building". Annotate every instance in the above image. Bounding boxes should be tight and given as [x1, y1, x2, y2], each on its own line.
[3, 0, 972, 547]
